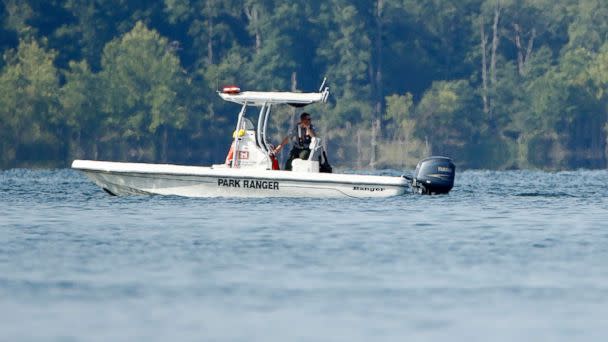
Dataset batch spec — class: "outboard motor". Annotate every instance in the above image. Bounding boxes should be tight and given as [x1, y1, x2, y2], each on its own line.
[409, 156, 455, 195]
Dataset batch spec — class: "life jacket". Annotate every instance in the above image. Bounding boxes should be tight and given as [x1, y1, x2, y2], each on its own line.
[294, 124, 313, 149]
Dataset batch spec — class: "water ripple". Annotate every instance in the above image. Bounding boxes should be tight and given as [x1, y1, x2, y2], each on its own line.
[1, 168, 608, 341]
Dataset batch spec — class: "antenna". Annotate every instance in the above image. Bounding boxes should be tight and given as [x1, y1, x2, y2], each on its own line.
[318, 77, 327, 92]
[322, 87, 330, 103]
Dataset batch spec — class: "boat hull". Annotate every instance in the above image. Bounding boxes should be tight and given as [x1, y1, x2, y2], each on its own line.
[72, 160, 409, 198]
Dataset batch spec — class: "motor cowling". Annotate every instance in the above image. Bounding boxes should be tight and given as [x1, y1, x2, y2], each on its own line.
[411, 156, 455, 195]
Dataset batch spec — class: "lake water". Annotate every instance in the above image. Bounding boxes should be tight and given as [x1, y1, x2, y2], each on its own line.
[1, 168, 607, 341]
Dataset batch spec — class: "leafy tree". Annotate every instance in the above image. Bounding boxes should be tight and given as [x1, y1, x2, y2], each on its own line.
[589, 43, 608, 100]
[0, 39, 60, 167]
[377, 92, 425, 167]
[414, 80, 487, 167]
[244, 1, 308, 90]
[383, 93, 414, 141]
[1, 0, 35, 38]
[566, 0, 608, 51]
[60, 60, 102, 159]
[99, 21, 188, 162]
[57, 0, 166, 70]
[164, 0, 242, 69]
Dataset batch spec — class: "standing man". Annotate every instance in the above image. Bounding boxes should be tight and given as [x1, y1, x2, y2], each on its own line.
[273, 112, 316, 170]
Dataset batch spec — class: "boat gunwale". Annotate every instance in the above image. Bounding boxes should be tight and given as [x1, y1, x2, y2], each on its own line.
[77, 168, 409, 188]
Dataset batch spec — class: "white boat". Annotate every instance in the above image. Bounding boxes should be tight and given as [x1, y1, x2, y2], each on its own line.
[72, 81, 455, 197]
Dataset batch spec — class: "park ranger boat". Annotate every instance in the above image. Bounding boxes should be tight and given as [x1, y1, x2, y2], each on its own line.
[72, 81, 455, 197]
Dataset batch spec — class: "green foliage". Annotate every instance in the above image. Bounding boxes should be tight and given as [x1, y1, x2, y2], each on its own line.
[567, 0, 608, 51]
[377, 92, 424, 168]
[588, 43, 608, 99]
[384, 93, 414, 139]
[1, 0, 608, 169]
[416, 81, 481, 146]
[0, 39, 60, 167]
[98, 21, 188, 160]
[59, 60, 101, 159]
[317, 1, 371, 93]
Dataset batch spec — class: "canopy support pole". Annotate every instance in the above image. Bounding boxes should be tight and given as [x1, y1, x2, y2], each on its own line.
[257, 102, 268, 154]
[262, 104, 272, 154]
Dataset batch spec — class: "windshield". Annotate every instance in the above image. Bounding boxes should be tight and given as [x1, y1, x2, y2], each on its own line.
[241, 118, 255, 130]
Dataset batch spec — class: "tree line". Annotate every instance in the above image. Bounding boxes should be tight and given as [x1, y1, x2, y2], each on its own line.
[1, 0, 607, 170]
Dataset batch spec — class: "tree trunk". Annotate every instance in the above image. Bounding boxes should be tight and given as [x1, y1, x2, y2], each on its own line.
[480, 20, 489, 114]
[244, 5, 261, 54]
[207, 17, 214, 65]
[490, 4, 501, 86]
[370, 118, 380, 169]
[514, 23, 524, 76]
[375, 0, 383, 107]
[73, 129, 82, 159]
[514, 23, 536, 76]
[525, 28, 536, 67]
[481, 5, 501, 131]
[370, 0, 384, 169]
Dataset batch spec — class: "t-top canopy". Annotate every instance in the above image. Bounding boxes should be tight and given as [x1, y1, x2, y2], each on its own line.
[218, 88, 330, 107]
